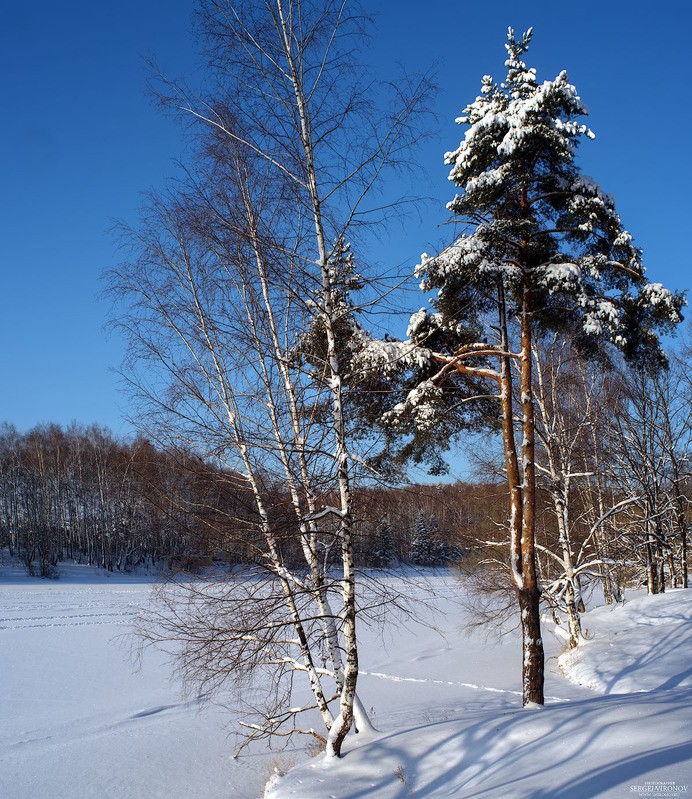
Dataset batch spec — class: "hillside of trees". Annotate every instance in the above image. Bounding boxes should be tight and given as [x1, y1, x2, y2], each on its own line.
[0, 421, 497, 577]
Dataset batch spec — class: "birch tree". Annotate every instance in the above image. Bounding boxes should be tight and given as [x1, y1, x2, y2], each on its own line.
[532, 337, 640, 646]
[607, 362, 691, 593]
[112, 0, 426, 757]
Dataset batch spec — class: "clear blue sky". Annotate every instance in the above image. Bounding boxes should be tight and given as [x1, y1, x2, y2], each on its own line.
[2, 0, 690, 438]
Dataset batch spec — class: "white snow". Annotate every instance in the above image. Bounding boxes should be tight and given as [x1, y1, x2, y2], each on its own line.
[558, 589, 692, 695]
[541, 262, 581, 293]
[3, 563, 692, 799]
[406, 307, 429, 339]
[382, 379, 444, 432]
[267, 580, 692, 799]
[640, 282, 677, 309]
[0, 562, 278, 799]
[356, 336, 431, 376]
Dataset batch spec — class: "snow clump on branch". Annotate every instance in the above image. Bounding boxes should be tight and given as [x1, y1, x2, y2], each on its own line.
[382, 379, 444, 433]
[354, 334, 431, 378]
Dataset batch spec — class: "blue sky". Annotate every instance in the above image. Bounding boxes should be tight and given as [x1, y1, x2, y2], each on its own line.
[2, 0, 690, 439]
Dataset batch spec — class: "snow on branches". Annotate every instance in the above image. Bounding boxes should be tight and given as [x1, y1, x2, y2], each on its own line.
[419, 27, 684, 360]
[366, 27, 684, 705]
[355, 335, 431, 377]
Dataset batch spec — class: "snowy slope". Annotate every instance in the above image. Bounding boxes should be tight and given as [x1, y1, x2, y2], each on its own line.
[267, 586, 692, 799]
[266, 689, 692, 799]
[558, 589, 692, 694]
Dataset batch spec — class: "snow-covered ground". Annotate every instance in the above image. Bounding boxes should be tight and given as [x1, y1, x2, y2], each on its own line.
[0, 563, 276, 799]
[269, 585, 692, 799]
[2, 563, 691, 799]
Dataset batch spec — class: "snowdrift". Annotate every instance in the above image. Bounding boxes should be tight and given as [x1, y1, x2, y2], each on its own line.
[267, 588, 692, 799]
[2, 564, 691, 799]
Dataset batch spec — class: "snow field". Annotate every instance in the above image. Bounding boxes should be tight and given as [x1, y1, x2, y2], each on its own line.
[0, 565, 278, 799]
[267, 584, 692, 799]
[2, 565, 692, 798]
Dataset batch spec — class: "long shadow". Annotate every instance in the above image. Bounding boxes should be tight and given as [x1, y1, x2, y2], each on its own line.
[310, 688, 692, 799]
[583, 621, 692, 694]
[465, 691, 690, 798]
[281, 595, 692, 798]
[530, 741, 692, 799]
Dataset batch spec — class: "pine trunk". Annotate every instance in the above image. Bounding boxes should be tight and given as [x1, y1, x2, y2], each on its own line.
[498, 283, 545, 705]
[517, 583, 545, 704]
[518, 283, 545, 705]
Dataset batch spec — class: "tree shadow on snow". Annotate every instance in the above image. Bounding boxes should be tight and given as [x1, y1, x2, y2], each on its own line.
[322, 688, 692, 799]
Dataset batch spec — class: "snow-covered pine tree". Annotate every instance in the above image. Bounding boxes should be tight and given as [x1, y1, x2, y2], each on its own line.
[409, 511, 449, 566]
[364, 28, 684, 705]
[410, 510, 434, 565]
[428, 513, 452, 565]
[371, 518, 397, 568]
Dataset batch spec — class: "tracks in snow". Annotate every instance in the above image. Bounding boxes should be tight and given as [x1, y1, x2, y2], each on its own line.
[0, 586, 146, 631]
[8, 695, 210, 751]
[0, 610, 138, 630]
[359, 669, 570, 703]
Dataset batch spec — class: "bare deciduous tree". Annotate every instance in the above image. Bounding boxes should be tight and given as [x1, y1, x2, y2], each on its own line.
[111, 0, 427, 758]
[532, 338, 640, 646]
[607, 362, 691, 594]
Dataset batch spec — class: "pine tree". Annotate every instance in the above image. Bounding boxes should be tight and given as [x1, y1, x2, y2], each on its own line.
[364, 28, 684, 705]
[428, 513, 450, 565]
[371, 518, 397, 568]
[410, 510, 434, 565]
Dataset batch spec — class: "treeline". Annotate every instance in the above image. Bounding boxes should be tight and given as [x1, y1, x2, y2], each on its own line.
[2, 343, 691, 597]
[0, 388, 692, 592]
[0, 422, 492, 577]
[0, 424, 230, 576]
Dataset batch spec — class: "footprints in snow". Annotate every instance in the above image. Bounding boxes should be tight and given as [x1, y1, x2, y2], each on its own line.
[0, 611, 137, 630]
[359, 669, 569, 702]
[128, 696, 208, 721]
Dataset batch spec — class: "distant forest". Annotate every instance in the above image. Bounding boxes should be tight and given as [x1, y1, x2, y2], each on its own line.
[0, 422, 493, 578]
[2, 400, 690, 609]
